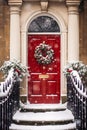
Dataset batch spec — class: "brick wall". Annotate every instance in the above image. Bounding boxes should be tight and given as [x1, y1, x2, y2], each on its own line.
[0, 0, 10, 80]
[79, 0, 87, 64]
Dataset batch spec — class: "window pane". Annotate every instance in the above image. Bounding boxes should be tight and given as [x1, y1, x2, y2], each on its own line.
[28, 16, 60, 32]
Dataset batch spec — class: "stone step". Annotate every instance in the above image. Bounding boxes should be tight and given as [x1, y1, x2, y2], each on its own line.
[20, 103, 67, 112]
[10, 103, 76, 130]
[12, 109, 74, 125]
[10, 123, 76, 130]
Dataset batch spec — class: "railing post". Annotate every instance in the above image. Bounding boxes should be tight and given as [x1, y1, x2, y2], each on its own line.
[67, 77, 74, 112]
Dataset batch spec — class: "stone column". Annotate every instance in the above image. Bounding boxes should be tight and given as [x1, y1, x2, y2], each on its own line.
[8, 0, 22, 60]
[66, 0, 80, 62]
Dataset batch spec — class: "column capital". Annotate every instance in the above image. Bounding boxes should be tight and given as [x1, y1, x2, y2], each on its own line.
[10, 6, 21, 15]
[8, 0, 22, 6]
[66, 0, 80, 6]
[66, 0, 80, 15]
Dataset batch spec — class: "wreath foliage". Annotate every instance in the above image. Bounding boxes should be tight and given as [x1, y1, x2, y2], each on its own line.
[34, 42, 54, 65]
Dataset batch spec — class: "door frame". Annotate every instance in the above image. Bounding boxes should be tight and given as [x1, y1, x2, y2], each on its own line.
[21, 11, 67, 103]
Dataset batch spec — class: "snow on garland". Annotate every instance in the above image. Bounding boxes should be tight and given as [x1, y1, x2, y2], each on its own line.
[63, 61, 87, 86]
[0, 59, 29, 81]
[34, 41, 54, 65]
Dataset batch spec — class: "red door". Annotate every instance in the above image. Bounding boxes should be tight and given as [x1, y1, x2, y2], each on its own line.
[28, 35, 60, 103]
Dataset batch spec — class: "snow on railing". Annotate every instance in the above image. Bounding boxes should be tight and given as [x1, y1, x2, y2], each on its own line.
[0, 69, 20, 130]
[0, 69, 15, 98]
[70, 70, 87, 98]
[67, 70, 87, 130]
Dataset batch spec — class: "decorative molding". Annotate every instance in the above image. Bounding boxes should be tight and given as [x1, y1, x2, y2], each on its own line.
[23, 0, 65, 1]
[66, 0, 80, 6]
[40, 0, 48, 12]
[8, 0, 22, 6]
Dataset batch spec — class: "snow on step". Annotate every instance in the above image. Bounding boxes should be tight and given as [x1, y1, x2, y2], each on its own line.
[20, 103, 67, 112]
[22, 103, 66, 110]
[10, 123, 76, 130]
[12, 109, 74, 122]
[10, 103, 76, 130]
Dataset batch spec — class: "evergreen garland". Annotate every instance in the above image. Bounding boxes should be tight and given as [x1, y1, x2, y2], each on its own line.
[63, 61, 87, 86]
[0, 59, 29, 81]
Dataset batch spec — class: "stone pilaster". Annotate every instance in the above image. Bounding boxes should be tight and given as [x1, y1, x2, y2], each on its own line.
[8, 0, 22, 60]
[66, 0, 80, 62]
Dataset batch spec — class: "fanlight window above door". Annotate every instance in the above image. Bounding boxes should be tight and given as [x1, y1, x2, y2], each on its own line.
[28, 16, 60, 33]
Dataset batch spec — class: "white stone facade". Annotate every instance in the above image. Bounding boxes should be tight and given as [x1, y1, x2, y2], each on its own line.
[8, 0, 80, 102]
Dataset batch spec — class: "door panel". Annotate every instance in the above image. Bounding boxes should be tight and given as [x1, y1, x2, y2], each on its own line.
[28, 35, 60, 103]
[32, 81, 41, 94]
[47, 81, 56, 94]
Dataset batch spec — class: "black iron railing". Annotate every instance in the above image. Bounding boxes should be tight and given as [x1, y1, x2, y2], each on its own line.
[0, 69, 20, 130]
[67, 70, 87, 130]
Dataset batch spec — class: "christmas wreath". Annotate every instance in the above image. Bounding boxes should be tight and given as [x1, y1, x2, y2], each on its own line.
[34, 42, 54, 65]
